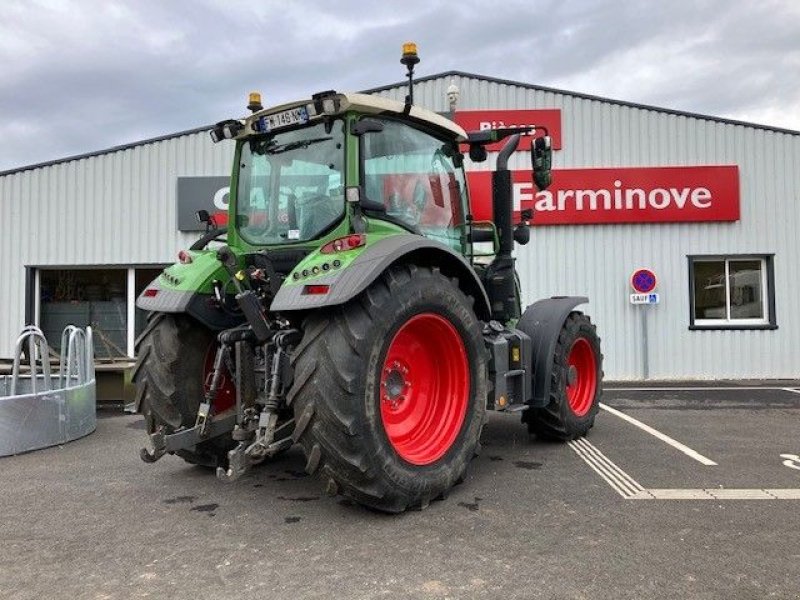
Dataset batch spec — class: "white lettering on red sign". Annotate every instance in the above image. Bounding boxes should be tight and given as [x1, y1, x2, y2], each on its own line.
[469, 166, 740, 225]
[509, 181, 714, 212]
[454, 110, 563, 151]
[479, 120, 538, 136]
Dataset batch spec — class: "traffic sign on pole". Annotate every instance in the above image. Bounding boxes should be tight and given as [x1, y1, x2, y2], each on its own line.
[630, 268, 658, 294]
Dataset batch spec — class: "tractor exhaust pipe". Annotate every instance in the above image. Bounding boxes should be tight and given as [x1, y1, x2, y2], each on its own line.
[493, 134, 521, 258]
[485, 133, 522, 322]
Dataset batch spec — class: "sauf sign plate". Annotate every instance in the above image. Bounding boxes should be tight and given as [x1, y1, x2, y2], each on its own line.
[468, 165, 740, 225]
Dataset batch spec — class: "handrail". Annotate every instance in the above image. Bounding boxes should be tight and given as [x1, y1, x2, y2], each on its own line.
[60, 325, 94, 389]
[10, 326, 52, 396]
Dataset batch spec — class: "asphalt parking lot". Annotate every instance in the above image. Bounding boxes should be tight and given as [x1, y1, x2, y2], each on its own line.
[2, 384, 800, 599]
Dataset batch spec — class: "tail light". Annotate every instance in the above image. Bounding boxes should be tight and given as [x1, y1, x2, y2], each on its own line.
[320, 234, 366, 254]
[178, 250, 193, 264]
[302, 284, 330, 295]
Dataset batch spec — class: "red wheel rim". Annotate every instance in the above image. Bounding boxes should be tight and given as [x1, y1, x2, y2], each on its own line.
[203, 345, 236, 413]
[566, 338, 597, 417]
[379, 313, 470, 466]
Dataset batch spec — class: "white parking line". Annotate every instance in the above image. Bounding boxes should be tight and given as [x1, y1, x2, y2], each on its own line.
[569, 438, 800, 500]
[605, 386, 790, 392]
[646, 489, 800, 500]
[600, 403, 718, 466]
[782, 388, 800, 395]
[568, 437, 645, 498]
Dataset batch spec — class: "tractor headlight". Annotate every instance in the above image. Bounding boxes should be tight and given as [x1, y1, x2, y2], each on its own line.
[311, 91, 340, 116]
[321, 98, 337, 114]
[210, 120, 244, 143]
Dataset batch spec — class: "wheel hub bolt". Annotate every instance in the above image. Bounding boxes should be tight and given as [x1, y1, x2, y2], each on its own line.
[567, 365, 578, 386]
[383, 368, 407, 405]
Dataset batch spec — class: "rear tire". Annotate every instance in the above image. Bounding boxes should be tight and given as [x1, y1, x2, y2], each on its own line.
[289, 265, 487, 513]
[523, 312, 603, 440]
[133, 313, 236, 467]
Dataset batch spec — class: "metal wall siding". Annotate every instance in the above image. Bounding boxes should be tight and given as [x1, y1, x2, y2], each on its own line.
[375, 76, 799, 379]
[0, 131, 234, 356]
[2, 77, 798, 378]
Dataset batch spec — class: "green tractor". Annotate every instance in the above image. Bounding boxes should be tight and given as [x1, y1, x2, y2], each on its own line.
[134, 45, 603, 512]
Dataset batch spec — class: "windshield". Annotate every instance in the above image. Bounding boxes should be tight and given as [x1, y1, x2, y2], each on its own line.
[236, 119, 346, 245]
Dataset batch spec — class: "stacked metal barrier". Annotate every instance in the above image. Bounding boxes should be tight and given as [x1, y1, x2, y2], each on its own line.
[0, 325, 96, 456]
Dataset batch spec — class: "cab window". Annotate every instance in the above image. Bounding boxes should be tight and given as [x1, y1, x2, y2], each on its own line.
[362, 119, 467, 252]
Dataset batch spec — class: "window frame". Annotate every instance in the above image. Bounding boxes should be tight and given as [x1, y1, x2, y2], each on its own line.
[688, 254, 777, 331]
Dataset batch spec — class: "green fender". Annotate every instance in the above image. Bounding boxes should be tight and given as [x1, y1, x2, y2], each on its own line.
[270, 234, 492, 321]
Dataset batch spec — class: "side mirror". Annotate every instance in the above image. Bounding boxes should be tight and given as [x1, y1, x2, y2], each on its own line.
[513, 224, 530, 245]
[531, 135, 552, 191]
[468, 144, 487, 163]
[196, 209, 216, 233]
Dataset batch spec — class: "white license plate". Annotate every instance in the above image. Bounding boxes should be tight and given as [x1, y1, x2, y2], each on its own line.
[262, 106, 309, 131]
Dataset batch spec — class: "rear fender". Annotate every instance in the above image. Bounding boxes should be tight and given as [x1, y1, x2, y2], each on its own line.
[516, 296, 589, 407]
[135, 251, 243, 331]
[270, 235, 492, 320]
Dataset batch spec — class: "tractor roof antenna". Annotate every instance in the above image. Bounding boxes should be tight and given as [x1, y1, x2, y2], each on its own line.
[400, 42, 420, 111]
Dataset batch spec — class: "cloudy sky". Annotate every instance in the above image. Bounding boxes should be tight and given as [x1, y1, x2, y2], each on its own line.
[2, 0, 799, 171]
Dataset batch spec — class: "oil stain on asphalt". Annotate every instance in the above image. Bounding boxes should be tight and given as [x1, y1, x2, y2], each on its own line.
[457, 497, 483, 512]
[190, 503, 219, 517]
[513, 460, 543, 470]
[163, 495, 197, 504]
[277, 496, 320, 502]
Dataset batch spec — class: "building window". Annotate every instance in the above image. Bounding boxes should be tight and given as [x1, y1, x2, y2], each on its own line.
[688, 255, 776, 330]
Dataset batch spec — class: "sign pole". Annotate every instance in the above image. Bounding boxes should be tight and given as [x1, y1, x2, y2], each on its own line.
[630, 268, 658, 380]
[641, 308, 649, 380]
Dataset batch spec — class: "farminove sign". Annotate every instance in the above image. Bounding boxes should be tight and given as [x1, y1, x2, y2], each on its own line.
[468, 165, 740, 225]
[176, 176, 230, 231]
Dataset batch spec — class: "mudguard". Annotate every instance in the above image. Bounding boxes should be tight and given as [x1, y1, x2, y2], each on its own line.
[135, 277, 243, 331]
[270, 234, 492, 320]
[135, 251, 244, 331]
[516, 296, 589, 408]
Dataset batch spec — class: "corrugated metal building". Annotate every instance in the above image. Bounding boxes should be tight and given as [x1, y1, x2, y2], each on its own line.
[1, 71, 798, 380]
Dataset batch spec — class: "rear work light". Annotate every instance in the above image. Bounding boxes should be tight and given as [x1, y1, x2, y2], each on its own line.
[302, 284, 330, 295]
[320, 234, 366, 254]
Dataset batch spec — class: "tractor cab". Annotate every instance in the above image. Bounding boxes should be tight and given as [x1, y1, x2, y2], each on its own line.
[212, 91, 472, 253]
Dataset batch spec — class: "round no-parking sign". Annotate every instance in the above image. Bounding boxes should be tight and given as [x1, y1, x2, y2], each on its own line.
[631, 268, 658, 294]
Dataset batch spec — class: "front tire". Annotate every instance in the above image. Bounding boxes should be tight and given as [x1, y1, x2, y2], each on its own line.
[523, 312, 603, 440]
[289, 265, 487, 513]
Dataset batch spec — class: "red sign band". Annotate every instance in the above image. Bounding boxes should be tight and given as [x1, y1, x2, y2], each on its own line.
[467, 165, 740, 225]
[454, 110, 563, 151]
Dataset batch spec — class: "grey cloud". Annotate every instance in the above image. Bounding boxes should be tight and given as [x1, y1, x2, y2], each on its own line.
[1, 0, 798, 171]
